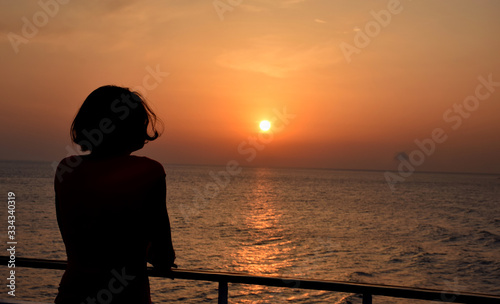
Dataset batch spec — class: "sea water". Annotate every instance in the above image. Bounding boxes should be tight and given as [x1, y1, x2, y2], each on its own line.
[0, 160, 499, 303]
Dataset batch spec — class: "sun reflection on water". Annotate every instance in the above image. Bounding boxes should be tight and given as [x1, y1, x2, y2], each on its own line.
[230, 168, 295, 299]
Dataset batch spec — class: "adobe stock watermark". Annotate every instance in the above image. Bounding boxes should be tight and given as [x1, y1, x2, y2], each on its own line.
[436, 277, 463, 303]
[385, 73, 499, 191]
[52, 65, 169, 182]
[6, 192, 17, 297]
[339, 0, 409, 64]
[178, 107, 296, 222]
[213, 0, 243, 21]
[7, 0, 70, 54]
[81, 267, 136, 304]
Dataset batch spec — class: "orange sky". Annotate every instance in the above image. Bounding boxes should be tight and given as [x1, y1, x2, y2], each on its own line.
[1, 0, 499, 173]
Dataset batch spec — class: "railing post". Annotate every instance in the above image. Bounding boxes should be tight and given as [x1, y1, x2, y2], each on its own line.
[363, 293, 372, 304]
[218, 280, 228, 304]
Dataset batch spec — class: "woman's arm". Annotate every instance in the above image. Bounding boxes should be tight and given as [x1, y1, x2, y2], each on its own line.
[146, 177, 176, 270]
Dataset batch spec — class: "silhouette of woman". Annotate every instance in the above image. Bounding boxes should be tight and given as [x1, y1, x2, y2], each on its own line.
[54, 85, 175, 304]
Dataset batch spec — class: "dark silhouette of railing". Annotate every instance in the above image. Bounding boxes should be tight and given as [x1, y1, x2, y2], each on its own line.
[1, 256, 499, 304]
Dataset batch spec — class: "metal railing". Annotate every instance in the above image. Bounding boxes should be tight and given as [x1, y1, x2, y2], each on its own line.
[1, 256, 500, 304]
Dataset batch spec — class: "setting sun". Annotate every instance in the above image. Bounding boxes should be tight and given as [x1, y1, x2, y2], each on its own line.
[259, 120, 271, 132]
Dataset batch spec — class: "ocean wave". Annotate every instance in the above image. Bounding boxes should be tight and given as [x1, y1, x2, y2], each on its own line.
[475, 230, 500, 245]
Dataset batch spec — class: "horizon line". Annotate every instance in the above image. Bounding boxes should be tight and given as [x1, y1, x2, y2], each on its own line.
[1, 158, 499, 177]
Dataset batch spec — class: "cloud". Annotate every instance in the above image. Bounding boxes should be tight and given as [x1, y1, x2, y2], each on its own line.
[238, 4, 268, 13]
[0, 1, 204, 54]
[216, 36, 341, 78]
[276, 0, 309, 6]
[237, 0, 309, 13]
[314, 19, 327, 24]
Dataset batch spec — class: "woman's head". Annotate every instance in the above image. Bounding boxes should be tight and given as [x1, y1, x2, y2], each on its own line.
[71, 85, 161, 155]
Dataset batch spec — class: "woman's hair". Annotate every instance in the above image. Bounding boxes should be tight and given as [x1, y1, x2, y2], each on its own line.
[71, 85, 162, 155]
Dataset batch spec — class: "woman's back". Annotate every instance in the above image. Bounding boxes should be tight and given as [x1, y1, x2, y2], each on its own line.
[55, 155, 172, 303]
[54, 85, 175, 304]
[56, 155, 163, 264]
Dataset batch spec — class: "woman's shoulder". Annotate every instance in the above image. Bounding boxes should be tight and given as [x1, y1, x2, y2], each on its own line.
[58, 155, 84, 167]
[55, 155, 165, 183]
[127, 155, 166, 176]
[54, 155, 85, 184]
